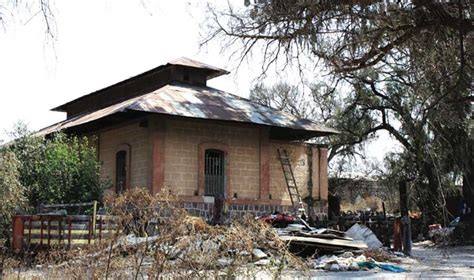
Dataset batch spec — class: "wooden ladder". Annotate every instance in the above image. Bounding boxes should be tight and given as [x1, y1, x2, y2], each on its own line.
[277, 148, 305, 215]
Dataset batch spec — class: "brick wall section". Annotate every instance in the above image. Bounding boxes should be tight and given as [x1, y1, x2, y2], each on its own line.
[269, 143, 311, 204]
[94, 117, 329, 219]
[318, 147, 329, 201]
[149, 118, 166, 195]
[163, 118, 260, 199]
[259, 128, 271, 199]
[311, 147, 320, 199]
[98, 123, 150, 189]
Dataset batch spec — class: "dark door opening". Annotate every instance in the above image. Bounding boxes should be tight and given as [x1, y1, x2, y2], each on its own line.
[204, 149, 225, 196]
[115, 150, 127, 194]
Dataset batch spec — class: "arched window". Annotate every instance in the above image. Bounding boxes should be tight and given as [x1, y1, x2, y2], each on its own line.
[204, 149, 225, 196]
[115, 150, 127, 194]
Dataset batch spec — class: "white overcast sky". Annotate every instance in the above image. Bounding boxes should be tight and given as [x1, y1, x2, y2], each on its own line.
[0, 0, 398, 170]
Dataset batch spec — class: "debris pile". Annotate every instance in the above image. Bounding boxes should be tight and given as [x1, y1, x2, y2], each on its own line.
[345, 223, 383, 249]
[313, 250, 407, 272]
[313, 252, 367, 271]
[427, 216, 464, 245]
[259, 211, 408, 273]
[260, 213, 371, 256]
[5, 190, 413, 278]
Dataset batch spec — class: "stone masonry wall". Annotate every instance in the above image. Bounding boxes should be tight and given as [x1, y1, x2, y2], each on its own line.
[93, 116, 329, 220]
[269, 143, 309, 204]
[163, 118, 260, 199]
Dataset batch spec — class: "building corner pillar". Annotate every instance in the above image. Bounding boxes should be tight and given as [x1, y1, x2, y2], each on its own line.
[259, 128, 270, 200]
[318, 146, 329, 202]
[149, 118, 166, 195]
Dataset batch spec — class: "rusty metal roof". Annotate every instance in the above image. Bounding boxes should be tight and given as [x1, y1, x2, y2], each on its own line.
[37, 83, 338, 136]
[51, 57, 229, 113]
[169, 57, 229, 79]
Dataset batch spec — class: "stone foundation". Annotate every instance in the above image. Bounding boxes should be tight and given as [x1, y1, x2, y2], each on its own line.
[178, 201, 328, 224]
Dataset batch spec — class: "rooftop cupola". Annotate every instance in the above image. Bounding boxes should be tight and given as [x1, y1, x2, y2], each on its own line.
[168, 57, 229, 86]
[52, 57, 229, 119]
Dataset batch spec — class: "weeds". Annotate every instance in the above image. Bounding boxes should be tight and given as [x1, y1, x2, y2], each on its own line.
[1, 188, 308, 279]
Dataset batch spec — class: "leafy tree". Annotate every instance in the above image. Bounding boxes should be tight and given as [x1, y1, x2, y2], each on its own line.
[0, 150, 25, 244]
[4, 123, 108, 208]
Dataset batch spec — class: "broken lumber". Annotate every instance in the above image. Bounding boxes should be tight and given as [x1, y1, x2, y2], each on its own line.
[280, 235, 368, 250]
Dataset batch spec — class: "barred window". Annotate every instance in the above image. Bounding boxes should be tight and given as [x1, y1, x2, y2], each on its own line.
[204, 149, 225, 196]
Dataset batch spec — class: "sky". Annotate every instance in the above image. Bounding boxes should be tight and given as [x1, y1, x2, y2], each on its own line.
[0, 0, 398, 171]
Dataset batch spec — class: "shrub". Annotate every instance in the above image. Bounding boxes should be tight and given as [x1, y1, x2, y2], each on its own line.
[0, 151, 25, 245]
[6, 123, 108, 208]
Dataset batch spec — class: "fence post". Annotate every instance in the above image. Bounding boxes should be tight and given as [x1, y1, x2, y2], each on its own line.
[88, 216, 92, 244]
[40, 215, 44, 246]
[12, 216, 24, 252]
[393, 217, 402, 251]
[99, 216, 103, 244]
[382, 202, 391, 247]
[399, 180, 412, 255]
[68, 216, 72, 247]
[47, 218, 51, 246]
[92, 201, 97, 238]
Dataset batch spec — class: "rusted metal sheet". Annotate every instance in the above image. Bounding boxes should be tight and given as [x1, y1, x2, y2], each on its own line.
[169, 57, 229, 79]
[37, 83, 338, 136]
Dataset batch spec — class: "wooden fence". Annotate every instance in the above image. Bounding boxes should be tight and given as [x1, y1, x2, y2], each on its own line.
[11, 202, 120, 252]
[12, 214, 119, 252]
[326, 212, 395, 247]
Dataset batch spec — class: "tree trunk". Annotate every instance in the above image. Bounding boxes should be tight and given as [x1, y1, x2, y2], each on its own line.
[462, 139, 474, 208]
[422, 161, 445, 226]
[457, 139, 474, 243]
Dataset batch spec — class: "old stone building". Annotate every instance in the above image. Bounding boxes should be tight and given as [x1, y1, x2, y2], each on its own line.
[328, 178, 400, 217]
[38, 58, 337, 221]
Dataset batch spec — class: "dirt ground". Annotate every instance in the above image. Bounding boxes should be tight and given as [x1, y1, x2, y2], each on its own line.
[280, 242, 474, 279]
[6, 241, 474, 279]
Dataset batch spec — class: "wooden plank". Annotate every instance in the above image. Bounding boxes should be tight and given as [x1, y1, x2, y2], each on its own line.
[12, 216, 24, 252]
[41, 202, 95, 208]
[297, 232, 354, 241]
[28, 218, 32, 246]
[92, 201, 97, 237]
[26, 223, 91, 231]
[18, 215, 92, 222]
[24, 229, 116, 236]
[88, 217, 92, 244]
[25, 230, 117, 237]
[279, 235, 368, 250]
[28, 239, 98, 245]
[47, 219, 51, 246]
[40, 216, 44, 246]
[68, 217, 72, 247]
[59, 218, 63, 245]
[99, 216, 102, 244]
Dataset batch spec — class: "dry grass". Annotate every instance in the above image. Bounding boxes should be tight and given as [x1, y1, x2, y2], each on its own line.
[363, 249, 401, 263]
[1, 189, 308, 279]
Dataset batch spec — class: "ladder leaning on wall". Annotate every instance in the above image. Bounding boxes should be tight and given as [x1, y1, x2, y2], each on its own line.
[277, 148, 306, 216]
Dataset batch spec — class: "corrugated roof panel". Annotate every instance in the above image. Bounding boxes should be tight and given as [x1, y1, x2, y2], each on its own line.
[168, 57, 229, 79]
[36, 83, 338, 136]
